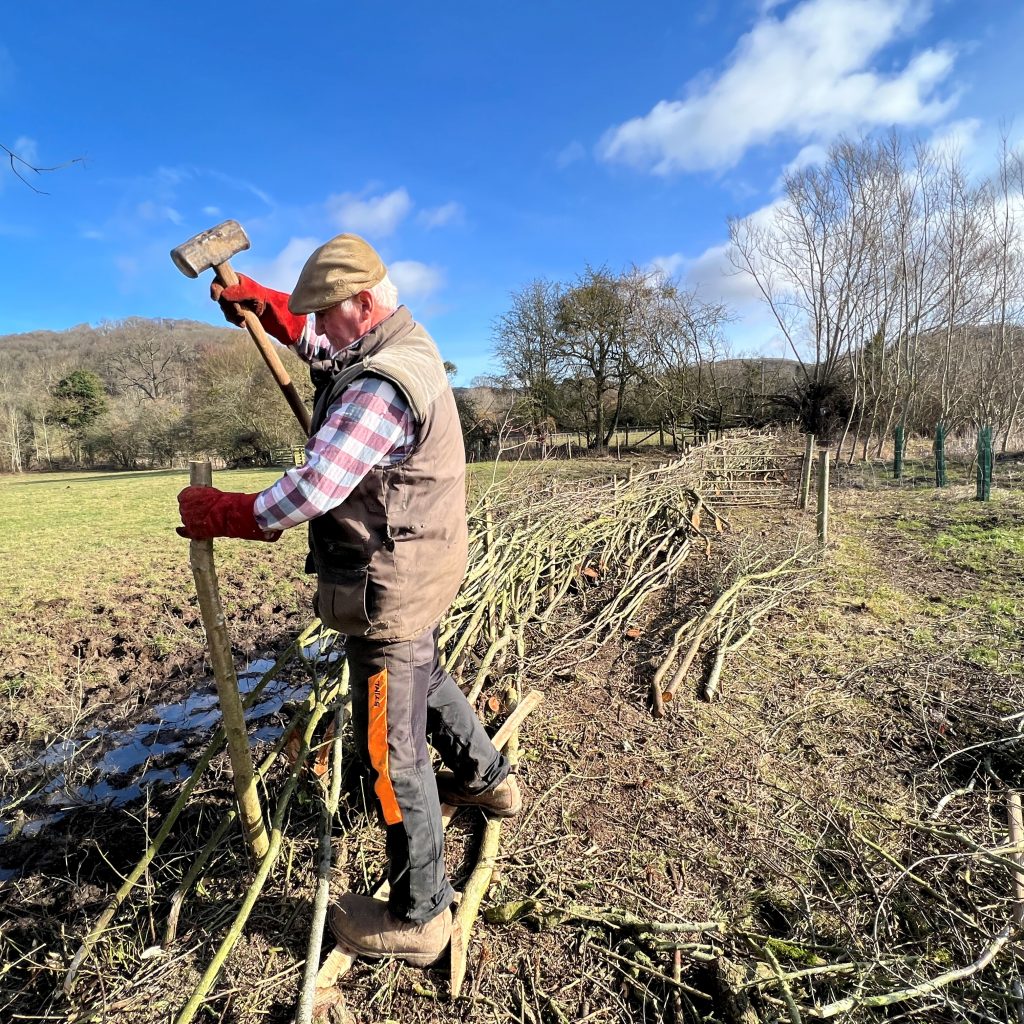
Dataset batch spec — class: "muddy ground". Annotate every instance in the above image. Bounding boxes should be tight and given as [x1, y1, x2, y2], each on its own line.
[2, 457, 1023, 1023]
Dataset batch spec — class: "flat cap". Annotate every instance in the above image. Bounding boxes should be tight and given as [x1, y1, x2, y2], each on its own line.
[288, 233, 387, 314]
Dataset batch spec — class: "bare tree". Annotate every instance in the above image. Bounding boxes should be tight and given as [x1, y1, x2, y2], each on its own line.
[102, 319, 193, 401]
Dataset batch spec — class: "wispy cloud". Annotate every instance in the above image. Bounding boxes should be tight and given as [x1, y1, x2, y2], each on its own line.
[418, 201, 464, 229]
[248, 236, 321, 292]
[328, 187, 413, 237]
[651, 198, 789, 353]
[600, 0, 956, 174]
[390, 260, 445, 300]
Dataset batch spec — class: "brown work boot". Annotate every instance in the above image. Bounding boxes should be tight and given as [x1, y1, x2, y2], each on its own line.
[329, 893, 451, 967]
[436, 772, 522, 817]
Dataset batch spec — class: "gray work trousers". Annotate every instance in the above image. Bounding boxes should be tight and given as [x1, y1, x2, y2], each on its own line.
[346, 626, 509, 922]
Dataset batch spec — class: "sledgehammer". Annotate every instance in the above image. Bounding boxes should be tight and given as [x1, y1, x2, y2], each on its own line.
[171, 219, 312, 435]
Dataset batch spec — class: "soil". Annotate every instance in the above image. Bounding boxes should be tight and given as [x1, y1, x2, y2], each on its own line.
[2, 457, 1023, 1023]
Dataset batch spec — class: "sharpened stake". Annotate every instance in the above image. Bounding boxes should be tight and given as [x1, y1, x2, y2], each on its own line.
[187, 460, 269, 860]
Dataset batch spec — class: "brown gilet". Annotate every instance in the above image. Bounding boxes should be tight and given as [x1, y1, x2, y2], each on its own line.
[308, 306, 468, 641]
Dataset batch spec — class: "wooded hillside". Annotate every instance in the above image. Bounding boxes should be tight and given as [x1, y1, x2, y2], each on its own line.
[0, 318, 311, 471]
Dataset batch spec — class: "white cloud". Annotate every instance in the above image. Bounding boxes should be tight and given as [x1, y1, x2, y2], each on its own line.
[328, 187, 412, 236]
[600, 0, 956, 174]
[928, 117, 982, 158]
[249, 236, 320, 291]
[390, 260, 445, 300]
[202, 205, 222, 217]
[418, 201, 464, 229]
[651, 198, 792, 354]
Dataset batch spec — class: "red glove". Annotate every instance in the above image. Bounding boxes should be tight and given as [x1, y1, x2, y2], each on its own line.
[210, 273, 306, 346]
[177, 486, 282, 542]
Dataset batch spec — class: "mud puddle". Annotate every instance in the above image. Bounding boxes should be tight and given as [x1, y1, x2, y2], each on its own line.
[0, 635, 343, 860]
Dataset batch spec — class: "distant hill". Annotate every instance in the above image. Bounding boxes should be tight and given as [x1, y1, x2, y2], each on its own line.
[0, 317, 239, 369]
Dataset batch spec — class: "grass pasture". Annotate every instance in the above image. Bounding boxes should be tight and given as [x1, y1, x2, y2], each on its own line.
[1, 468, 309, 746]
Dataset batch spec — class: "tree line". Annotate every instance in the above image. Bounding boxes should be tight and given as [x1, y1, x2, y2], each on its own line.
[730, 133, 1024, 457]
[482, 134, 1024, 458]
[0, 319, 310, 472]
[481, 268, 792, 448]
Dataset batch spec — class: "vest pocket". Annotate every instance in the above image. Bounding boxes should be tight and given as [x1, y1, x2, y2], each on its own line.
[317, 569, 374, 636]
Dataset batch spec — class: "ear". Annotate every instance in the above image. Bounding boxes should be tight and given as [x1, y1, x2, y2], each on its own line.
[357, 290, 374, 316]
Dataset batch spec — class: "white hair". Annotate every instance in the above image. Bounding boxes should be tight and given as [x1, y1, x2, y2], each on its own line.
[340, 272, 398, 314]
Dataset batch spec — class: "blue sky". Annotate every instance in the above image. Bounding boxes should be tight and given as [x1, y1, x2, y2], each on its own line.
[2, 0, 1023, 383]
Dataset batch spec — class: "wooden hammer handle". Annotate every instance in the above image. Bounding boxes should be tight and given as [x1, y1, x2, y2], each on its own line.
[215, 260, 312, 436]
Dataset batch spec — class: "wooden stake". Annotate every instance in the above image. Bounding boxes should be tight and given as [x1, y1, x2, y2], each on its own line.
[187, 461, 269, 860]
[450, 816, 503, 999]
[1008, 792, 1024, 927]
[816, 449, 829, 548]
[799, 434, 814, 510]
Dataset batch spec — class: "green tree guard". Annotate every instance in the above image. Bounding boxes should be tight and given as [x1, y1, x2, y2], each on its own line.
[893, 425, 905, 480]
[934, 423, 948, 487]
[976, 426, 993, 501]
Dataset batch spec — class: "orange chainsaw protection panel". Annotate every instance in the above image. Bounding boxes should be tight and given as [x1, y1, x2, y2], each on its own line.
[367, 668, 403, 825]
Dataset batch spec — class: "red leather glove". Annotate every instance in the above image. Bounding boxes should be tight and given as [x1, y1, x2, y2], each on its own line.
[177, 486, 282, 542]
[210, 273, 306, 345]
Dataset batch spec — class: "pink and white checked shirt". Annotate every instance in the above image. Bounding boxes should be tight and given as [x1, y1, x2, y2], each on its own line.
[253, 317, 416, 532]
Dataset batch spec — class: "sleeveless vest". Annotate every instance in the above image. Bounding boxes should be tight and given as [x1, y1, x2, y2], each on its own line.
[307, 306, 468, 641]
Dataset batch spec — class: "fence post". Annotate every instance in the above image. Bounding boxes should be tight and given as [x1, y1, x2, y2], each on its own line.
[816, 449, 830, 547]
[567, 437, 572, 460]
[894, 425, 905, 480]
[934, 423, 947, 487]
[799, 433, 815, 510]
[977, 426, 993, 501]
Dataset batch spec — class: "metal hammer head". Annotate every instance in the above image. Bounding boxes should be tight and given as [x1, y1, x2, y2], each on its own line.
[170, 219, 250, 278]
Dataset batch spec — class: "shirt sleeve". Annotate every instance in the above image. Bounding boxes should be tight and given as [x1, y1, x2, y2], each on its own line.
[253, 377, 415, 531]
[290, 315, 330, 364]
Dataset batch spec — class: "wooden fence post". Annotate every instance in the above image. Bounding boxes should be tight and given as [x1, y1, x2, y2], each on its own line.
[187, 461, 269, 860]
[816, 450, 830, 547]
[799, 434, 815, 510]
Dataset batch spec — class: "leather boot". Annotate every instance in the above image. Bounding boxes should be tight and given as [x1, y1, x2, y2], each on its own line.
[329, 892, 452, 967]
[436, 773, 522, 817]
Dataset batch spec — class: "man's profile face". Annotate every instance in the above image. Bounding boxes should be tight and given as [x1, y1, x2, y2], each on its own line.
[315, 293, 372, 349]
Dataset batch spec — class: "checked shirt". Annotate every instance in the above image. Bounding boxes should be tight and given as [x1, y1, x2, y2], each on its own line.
[253, 318, 416, 532]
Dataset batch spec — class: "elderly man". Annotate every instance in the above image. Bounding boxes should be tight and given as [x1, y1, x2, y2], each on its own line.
[177, 233, 519, 967]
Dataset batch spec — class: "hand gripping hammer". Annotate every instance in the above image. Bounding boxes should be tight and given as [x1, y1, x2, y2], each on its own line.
[171, 219, 311, 435]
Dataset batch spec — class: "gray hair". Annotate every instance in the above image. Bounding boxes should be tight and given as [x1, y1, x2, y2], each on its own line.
[341, 272, 398, 314]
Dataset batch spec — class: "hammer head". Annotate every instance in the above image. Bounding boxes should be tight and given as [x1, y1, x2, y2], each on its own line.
[170, 219, 250, 278]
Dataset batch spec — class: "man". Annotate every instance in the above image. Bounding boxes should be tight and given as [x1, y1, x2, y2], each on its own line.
[177, 233, 520, 967]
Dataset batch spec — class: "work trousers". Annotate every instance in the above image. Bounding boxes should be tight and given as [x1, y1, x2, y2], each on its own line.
[346, 626, 509, 922]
